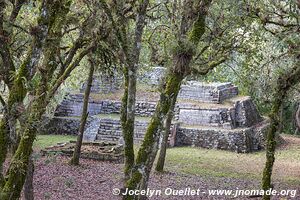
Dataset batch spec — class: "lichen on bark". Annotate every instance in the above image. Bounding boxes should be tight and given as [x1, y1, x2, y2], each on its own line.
[124, 73, 183, 200]
[262, 59, 300, 200]
[0, 0, 72, 199]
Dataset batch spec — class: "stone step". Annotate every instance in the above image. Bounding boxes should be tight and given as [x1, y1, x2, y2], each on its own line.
[178, 106, 235, 128]
[177, 97, 262, 128]
[178, 81, 238, 103]
[180, 124, 248, 131]
[96, 135, 144, 143]
[83, 117, 101, 142]
[176, 119, 269, 153]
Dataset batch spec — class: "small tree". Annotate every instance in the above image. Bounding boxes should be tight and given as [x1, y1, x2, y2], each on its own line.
[70, 58, 95, 166]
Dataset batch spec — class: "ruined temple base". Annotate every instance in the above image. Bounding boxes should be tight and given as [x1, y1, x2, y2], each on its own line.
[41, 141, 124, 163]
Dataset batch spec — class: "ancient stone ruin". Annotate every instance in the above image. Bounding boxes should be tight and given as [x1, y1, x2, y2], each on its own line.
[41, 141, 124, 163]
[40, 78, 269, 153]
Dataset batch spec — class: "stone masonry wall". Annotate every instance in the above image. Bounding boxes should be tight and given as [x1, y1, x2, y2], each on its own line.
[96, 118, 149, 142]
[55, 95, 262, 130]
[233, 98, 263, 127]
[178, 82, 238, 103]
[175, 119, 269, 153]
[55, 94, 157, 117]
[80, 75, 123, 94]
[47, 81, 269, 152]
[38, 117, 92, 135]
[139, 67, 166, 85]
[177, 97, 262, 129]
[178, 106, 232, 129]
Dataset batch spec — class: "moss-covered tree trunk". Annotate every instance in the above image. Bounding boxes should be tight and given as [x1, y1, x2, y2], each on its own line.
[123, 1, 212, 199]
[0, 65, 29, 188]
[121, 67, 135, 180]
[23, 156, 34, 200]
[262, 58, 300, 200]
[119, 0, 149, 182]
[155, 96, 176, 172]
[0, 116, 9, 187]
[125, 72, 183, 200]
[0, 0, 54, 181]
[0, 0, 72, 198]
[0, 84, 47, 199]
[70, 59, 95, 165]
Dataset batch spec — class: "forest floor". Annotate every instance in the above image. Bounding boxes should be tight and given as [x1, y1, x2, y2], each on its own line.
[14, 134, 300, 199]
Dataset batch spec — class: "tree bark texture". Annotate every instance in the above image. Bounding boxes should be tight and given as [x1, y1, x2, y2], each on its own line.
[0, 1, 72, 199]
[120, 0, 150, 182]
[123, 1, 212, 199]
[262, 58, 300, 200]
[155, 97, 176, 172]
[70, 59, 94, 165]
[24, 156, 34, 200]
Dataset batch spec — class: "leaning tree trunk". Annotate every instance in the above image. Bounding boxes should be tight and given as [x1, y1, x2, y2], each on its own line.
[0, 64, 29, 182]
[262, 90, 285, 200]
[155, 96, 176, 172]
[70, 59, 94, 165]
[262, 58, 300, 200]
[0, 84, 47, 200]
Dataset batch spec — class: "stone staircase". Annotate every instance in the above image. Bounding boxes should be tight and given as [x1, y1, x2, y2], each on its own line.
[83, 116, 101, 142]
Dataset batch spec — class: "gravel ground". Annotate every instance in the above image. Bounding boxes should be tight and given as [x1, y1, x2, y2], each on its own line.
[16, 155, 299, 200]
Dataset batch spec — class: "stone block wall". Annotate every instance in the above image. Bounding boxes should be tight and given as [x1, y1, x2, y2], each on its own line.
[55, 95, 262, 130]
[178, 106, 232, 129]
[55, 94, 157, 117]
[38, 117, 92, 135]
[175, 127, 251, 152]
[45, 81, 269, 153]
[80, 75, 123, 94]
[177, 97, 263, 129]
[175, 119, 269, 153]
[178, 82, 238, 103]
[139, 66, 166, 85]
[96, 118, 149, 142]
[233, 98, 263, 127]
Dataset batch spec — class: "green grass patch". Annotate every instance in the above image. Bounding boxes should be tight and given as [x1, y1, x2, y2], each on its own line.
[34, 134, 77, 149]
[161, 143, 300, 185]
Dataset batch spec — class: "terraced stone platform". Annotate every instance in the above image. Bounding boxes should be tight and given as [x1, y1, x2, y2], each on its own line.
[41, 81, 269, 153]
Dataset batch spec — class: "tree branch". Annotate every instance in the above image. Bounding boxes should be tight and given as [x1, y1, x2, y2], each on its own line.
[47, 42, 96, 102]
[195, 56, 227, 75]
[9, 0, 26, 23]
